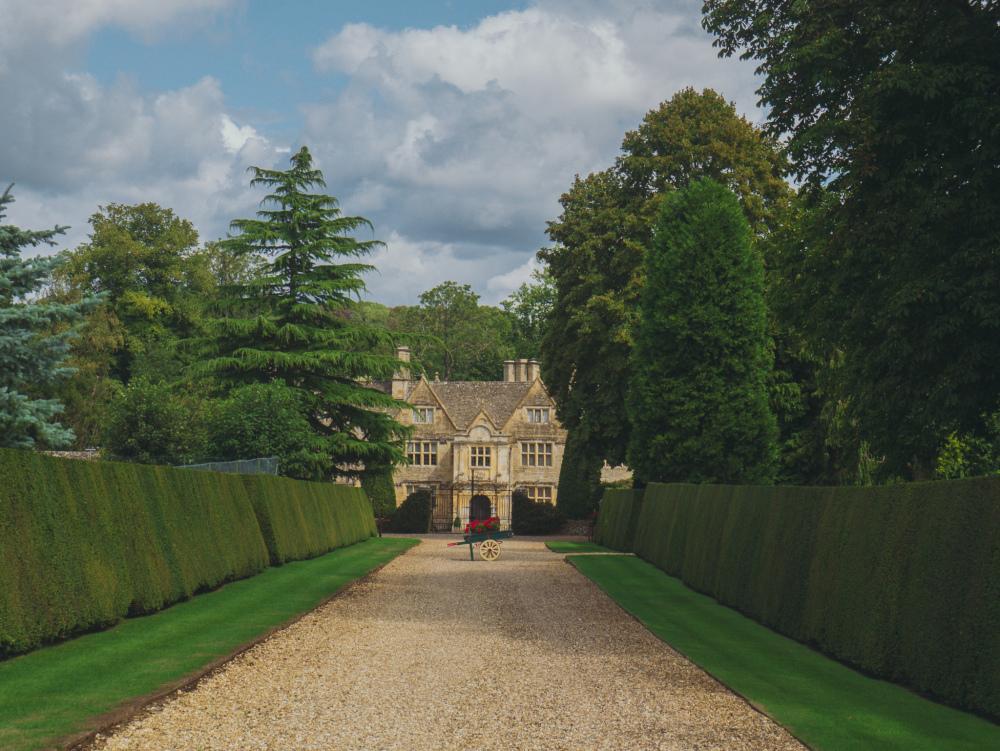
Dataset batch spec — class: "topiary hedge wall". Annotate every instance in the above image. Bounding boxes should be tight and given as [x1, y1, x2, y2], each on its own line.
[241, 474, 376, 565]
[597, 478, 1000, 722]
[0, 448, 376, 658]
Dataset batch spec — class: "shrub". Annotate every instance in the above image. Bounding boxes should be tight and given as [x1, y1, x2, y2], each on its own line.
[389, 488, 432, 533]
[512, 490, 567, 535]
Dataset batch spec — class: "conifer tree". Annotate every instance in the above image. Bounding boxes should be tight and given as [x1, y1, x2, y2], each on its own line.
[626, 179, 777, 484]
[196, 148, 410, 480]
[0, 184, 103, 448]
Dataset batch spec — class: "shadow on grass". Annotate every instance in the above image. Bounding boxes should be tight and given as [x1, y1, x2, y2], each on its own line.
[545, 542, 617, 554]
[569, 554, 1000, 751]
[0, 537, 419, 751]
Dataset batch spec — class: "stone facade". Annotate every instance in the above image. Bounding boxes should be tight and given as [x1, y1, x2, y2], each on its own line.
[385, 348, 566, 531]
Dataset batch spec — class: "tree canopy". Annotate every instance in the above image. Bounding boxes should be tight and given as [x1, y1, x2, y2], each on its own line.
[540, 88, 790, 466]
[704, 0, 1000, 472]
[626, 179, 776, 484]
[393, 281, 515, 382]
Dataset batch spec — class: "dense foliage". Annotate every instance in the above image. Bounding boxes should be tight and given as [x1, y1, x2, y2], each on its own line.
[360, 466, 398, 518]
[626, 179, 776, 485]
[392, 281, 515, 381]
[0, 185, 104, 449]
[540, 89, 790, 467]
[0, 447, 375, 657]
[704, 0, 1000, 474]
[511, 489, 567, 535]
[554, 429, 603, 519]
[388, 488, 432, 533]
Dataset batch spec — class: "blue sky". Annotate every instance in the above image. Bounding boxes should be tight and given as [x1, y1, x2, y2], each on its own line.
[2, 0, 760, 305]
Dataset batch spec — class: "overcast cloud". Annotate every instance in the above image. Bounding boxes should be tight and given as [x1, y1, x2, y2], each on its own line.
[0, 0, 760, 305]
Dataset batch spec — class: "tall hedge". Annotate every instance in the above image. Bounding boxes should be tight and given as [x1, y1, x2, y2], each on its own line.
[0, 449, 268, 657]
[0, 448, 377, 658]
[241, 474, 376, 565]
[594, 488, 646, 552]
[609, 478, 1000, 721]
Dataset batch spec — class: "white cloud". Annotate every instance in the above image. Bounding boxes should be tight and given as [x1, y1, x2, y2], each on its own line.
[1, 0, 763, 307]
[364, 231, 529, 306]
[302, 0, 760, 304]
[485, 254, 545, 301]
[1, 69, 288, 253]
[0, 0, 237, 52]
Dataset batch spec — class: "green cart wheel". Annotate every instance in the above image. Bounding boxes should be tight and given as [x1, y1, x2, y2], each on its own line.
[479, 539, 501, 561]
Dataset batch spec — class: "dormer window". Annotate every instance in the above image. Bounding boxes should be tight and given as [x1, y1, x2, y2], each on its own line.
[526, 408, 549, 424]
[414, 407, 434, 424]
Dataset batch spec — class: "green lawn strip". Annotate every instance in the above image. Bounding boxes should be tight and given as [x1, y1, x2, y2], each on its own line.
[568, 554, 1000, 751]
[0, 537, 419, 751]
[545, 542, 617, 554]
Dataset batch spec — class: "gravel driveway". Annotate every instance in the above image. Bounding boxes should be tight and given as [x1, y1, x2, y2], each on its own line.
[91, 536, 806, 751]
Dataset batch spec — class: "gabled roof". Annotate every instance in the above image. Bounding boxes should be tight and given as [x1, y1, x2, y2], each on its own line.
[418, 381, 534, 432]
[501, 379, 552, 432]
[407, 375, 458, 430]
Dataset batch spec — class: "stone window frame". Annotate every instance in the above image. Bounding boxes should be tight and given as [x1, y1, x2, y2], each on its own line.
[413, 407, 435, 424]
[521, 442, 553, 467]
[470, 445, 491, 468]
[407, 441, 438, 466]
[525, 486, 553, 503]
[526, 407, 550, 424]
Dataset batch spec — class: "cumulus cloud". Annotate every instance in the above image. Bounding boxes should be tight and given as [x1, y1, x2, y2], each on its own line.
[0, 0, 237, 56]
[1, 0, 762, 306]
[304, 0, 759, 303]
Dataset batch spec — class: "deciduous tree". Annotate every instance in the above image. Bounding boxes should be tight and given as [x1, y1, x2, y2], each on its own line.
[704, 0, 1000, 472]
[398, 281, 515, 381]
[540, 89, 790, 466]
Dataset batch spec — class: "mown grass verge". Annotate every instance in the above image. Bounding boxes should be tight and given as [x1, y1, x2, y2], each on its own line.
[569, 554, 1000, 751]
[545, 542, 616, 554]
[0, 537, 419, 751]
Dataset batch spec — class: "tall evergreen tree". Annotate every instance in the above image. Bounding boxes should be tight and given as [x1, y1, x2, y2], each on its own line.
[0, 184, 103, 448]
[540, 89, 790, 467]
[626, 179, 777, 485]
[195, 147, 410, 481]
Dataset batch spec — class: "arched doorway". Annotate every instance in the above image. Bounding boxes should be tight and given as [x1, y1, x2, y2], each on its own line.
[469, 494, 492, 521]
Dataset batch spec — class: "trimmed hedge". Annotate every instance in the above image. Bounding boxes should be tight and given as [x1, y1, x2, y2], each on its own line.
[599, 479, 1000, 722]
[0, 448, 376, 658]
[595, 488, 645, 552]
[241, 475, 376, 565]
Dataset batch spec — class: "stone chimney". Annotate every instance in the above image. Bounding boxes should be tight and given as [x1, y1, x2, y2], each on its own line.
[503, 360, 515, 382]
[392, 345, 411, 399]
[526, 359, 540, 382]
[503, 358, 541, 383]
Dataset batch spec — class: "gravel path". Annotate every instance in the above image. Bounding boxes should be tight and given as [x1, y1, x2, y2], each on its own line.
[91, 536, 807, 751]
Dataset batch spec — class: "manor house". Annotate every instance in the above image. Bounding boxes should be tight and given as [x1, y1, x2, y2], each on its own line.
[383, 347, 566, 531]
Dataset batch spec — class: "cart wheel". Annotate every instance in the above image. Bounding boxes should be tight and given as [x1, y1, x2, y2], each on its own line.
[479, 539, 501, 561]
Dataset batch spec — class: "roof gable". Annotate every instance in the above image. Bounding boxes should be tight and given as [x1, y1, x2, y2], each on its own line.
[426, 381, 533, 431]
[501, 379, 556, 432]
